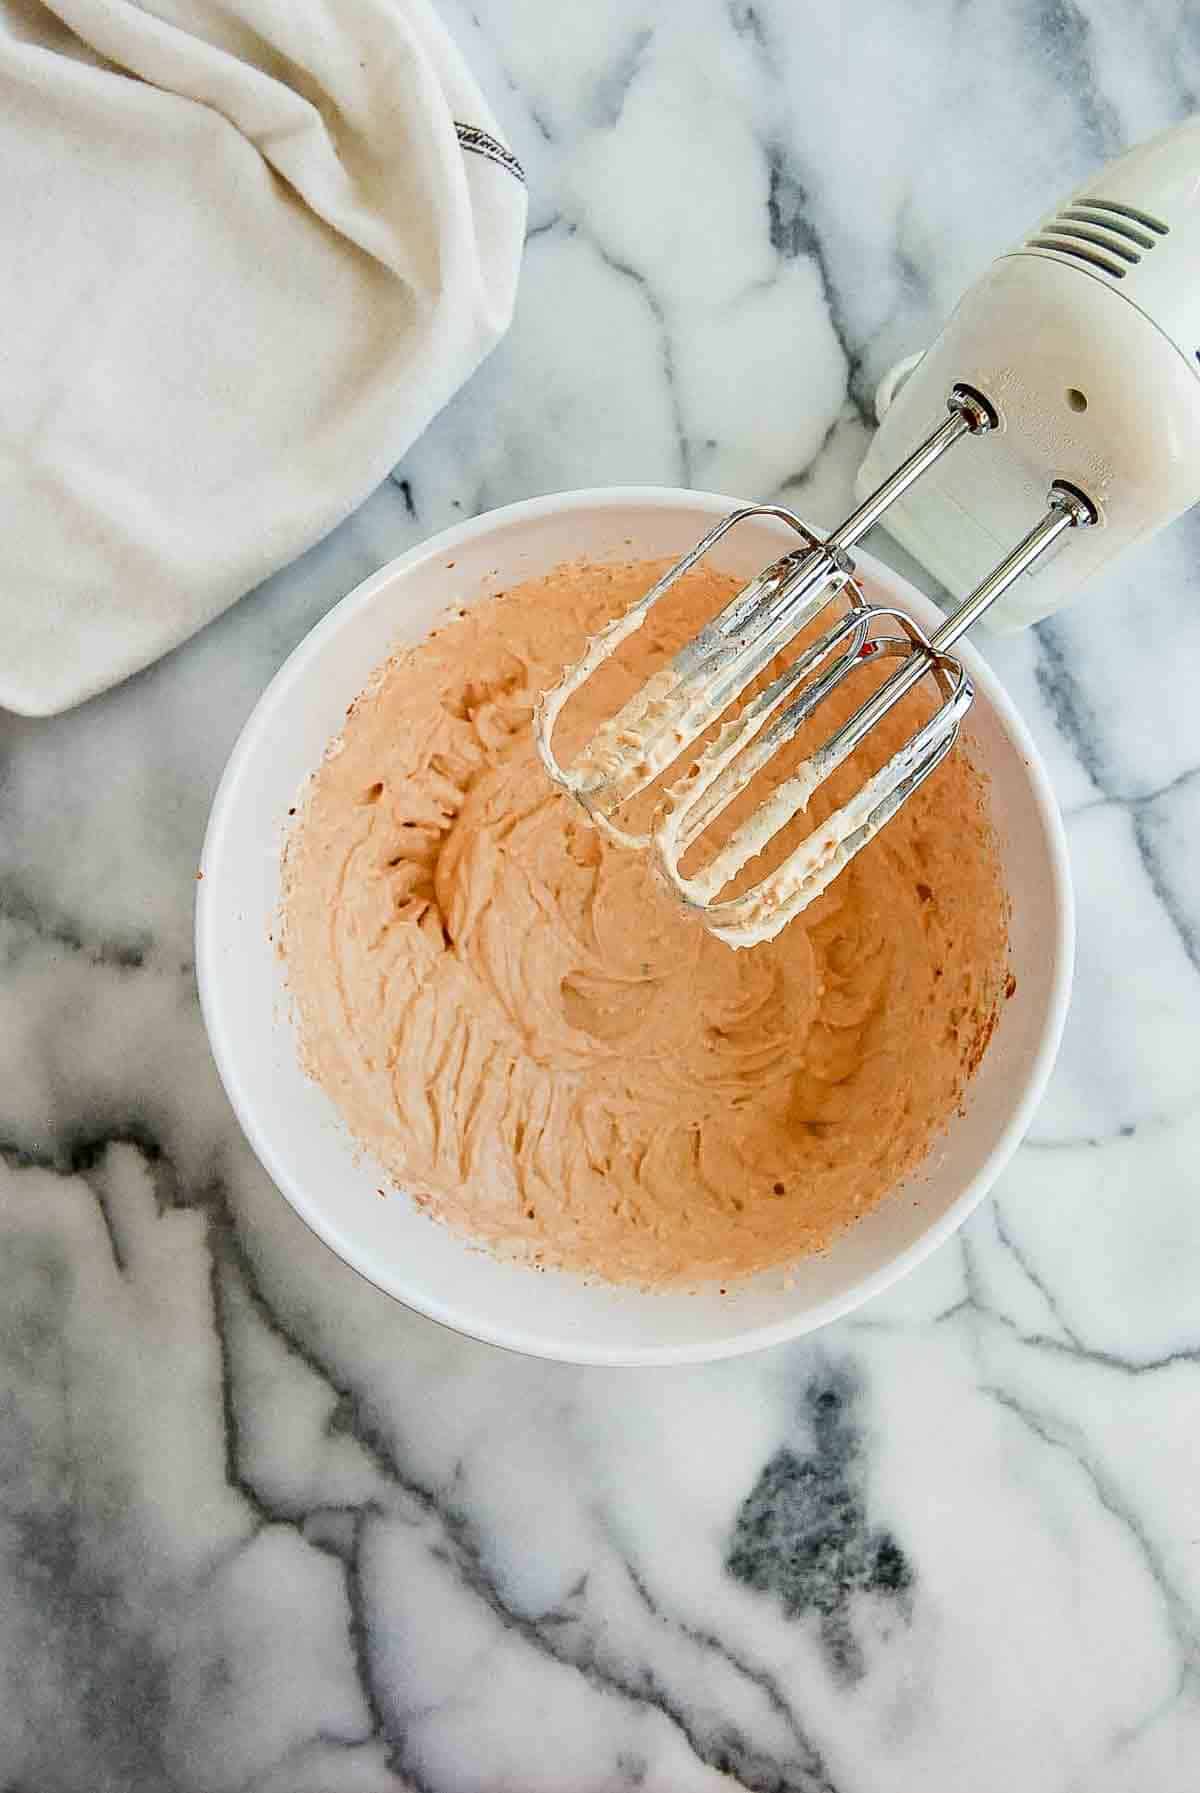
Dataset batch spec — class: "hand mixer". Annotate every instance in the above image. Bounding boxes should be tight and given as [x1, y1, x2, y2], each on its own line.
[536, 119, 1200, 946]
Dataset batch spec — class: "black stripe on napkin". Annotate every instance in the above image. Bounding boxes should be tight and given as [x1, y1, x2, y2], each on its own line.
[455, 121, 525, 184]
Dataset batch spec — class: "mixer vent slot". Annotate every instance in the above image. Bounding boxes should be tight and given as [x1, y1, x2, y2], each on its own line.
[1029, 197, 1168, 280]
[1029, 234, 1128, 278]
[1083, 197, 1168, 236]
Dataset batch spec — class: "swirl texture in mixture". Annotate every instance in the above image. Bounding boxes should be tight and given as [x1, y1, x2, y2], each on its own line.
[281, 560, 1008, 1286]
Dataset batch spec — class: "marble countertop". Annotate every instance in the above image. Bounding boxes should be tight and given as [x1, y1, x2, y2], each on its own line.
[4, 3, 1200, 1788]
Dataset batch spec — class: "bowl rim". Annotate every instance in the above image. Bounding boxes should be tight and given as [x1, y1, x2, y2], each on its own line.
[197, 485, 1075, 1365]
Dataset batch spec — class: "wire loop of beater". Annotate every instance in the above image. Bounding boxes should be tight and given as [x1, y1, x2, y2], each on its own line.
[535, 385, 1097, 945]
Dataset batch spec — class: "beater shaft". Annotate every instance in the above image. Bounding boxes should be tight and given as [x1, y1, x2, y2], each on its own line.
[794, 480, 1100, 784]
[535, 387, 996, 850]
[536, 382, 1099, 947]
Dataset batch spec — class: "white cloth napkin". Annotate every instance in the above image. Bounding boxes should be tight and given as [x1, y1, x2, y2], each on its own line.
[0, 0, 525, 715]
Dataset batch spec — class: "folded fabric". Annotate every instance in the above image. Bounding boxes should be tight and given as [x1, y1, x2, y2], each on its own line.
[0, 0, 525, 714]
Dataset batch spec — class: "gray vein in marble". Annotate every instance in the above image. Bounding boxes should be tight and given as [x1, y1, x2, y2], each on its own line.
[6, 5, 1200, 1784]
[1022, 1125, 1137, 1149]
[449, 3, 557, 155]
[1153, 10, 1200, 116]
[3, 1194, 195, 1789]
[0, 1122, 168, 1179]
[991, 1204, 1084, 1348]
[1037, 626, 1200, 978]
[1034, 619, 1108, 794]
[1132, 800, 1200, 978]
[774, 413, 843, 499]
[171, 1152, 840, 1789]
[762, 150, 868, 424]
[939, 1233, 1200, 1376]
[523, 210, 563, 240]
[952, 1303, 1200, 1381]
[338, 1516, 395, 1759]
[728, 8, 870, 425]
[1033, 0, 1124, 154]
[1, 1129, 900, 1792]
[389, 476, 418, 522]
[4, 1143, 386, 1768]
[981, 1381, 1197, 1691]
[395, 1485, 820, 1792]
[726, 1, 768, 52]
[573, 221, 692, 487]
[590, 27, 654, 130]
[622, 1560, 836, 1793]
[0, 879, 150, 972]
[1061, 763, 1200, 823]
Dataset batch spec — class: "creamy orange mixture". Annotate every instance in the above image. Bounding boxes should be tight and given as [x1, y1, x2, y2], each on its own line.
[281, 560, 1008, 1286]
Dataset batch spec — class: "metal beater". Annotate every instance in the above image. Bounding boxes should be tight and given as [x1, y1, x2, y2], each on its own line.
[536, 117, 1200, 946]
[535, 386, 1094, 944]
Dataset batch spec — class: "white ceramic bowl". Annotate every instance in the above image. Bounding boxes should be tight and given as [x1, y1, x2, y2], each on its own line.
[197, 489, 1073, 1366]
